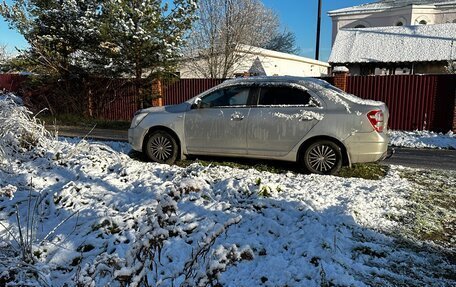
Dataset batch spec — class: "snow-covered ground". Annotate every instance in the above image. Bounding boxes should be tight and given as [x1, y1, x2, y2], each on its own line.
[0, 96, 455, 286]
[388, 130, 456, 149]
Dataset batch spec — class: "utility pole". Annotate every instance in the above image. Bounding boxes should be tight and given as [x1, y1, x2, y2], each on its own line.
[315, 0, 322, 60]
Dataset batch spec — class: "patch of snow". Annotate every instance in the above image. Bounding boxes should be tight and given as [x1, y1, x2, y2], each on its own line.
[0, 92, 23, 105]
[0, 97, 455, 286]
[333, 66, 349, 73]
[273, 110, 324, 121]
[329, 24, 456, 64]
[388, 130, 456, 149]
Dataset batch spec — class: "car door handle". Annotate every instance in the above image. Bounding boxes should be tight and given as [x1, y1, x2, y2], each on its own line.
[231, 113, 244, 121]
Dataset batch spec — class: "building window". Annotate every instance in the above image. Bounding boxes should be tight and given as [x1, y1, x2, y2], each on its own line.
[396, 21, 404, 26]
[453, 19, 456, 23]
[415, 16, 430, 25]
[354, 25, 366, 28]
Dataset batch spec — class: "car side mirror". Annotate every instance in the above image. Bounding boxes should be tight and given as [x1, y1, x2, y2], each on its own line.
[191, 98, 202, 109]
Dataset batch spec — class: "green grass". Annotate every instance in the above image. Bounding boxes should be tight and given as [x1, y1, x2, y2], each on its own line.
[37, 113, 130, 130]
[173, 156, 389, 180]
[398, 169, 456, 247]
[338, 163, 389, 180]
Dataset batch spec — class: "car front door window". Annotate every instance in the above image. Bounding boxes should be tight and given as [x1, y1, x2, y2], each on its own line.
[201, 87, 250, 108]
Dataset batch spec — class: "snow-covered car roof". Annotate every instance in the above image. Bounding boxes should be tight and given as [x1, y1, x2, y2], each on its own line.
[191, 76, 384, 110]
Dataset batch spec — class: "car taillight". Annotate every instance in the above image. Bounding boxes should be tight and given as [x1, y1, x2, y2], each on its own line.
[367, 110, 384, 132]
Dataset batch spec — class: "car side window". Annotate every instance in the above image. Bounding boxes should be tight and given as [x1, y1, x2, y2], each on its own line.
[201, 86, 250, 108]
[258, 86, 317, 107]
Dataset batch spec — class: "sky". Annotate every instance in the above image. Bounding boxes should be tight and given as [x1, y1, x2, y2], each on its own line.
[0, 0, 370, 61]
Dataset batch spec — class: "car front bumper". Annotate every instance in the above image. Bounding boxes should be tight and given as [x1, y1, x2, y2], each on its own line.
[128, 127, 146, 152]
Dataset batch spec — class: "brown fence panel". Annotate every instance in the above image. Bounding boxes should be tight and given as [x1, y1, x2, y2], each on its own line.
[162, 78, 225, 105]
[0, 74, 28, 92]
[319, 76, 335, 85]
[93, 79, 140, 121]
[346, 75, 455, 131]
[433, 74, 456, 132]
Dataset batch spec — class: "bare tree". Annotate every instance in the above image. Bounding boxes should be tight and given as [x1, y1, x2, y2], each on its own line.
[263, 29, 300, 54]
[183, 0, 279, 78]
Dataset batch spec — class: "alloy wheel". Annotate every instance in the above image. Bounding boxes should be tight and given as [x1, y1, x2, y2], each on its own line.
[308, 144, 337, 172]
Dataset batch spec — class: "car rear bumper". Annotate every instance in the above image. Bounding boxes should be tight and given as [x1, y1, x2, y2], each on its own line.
[344, 131, 389, 163]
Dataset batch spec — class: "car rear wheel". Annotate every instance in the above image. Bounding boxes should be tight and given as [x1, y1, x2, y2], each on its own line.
[302, 140, 342, 175]
[145, 131, 178, 164]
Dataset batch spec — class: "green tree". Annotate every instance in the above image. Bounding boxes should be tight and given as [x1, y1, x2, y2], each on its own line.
[100, 0, 197, 105]
[0, 0, 102, 76]
[1, 0, 197, 111]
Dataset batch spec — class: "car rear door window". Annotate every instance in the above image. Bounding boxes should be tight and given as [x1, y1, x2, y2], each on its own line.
[201, 86, 250, 108]
[258, 86, 317, 106]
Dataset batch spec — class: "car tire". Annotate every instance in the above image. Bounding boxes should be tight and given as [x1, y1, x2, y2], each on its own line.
[302, 140, 342, 175]
[145, 130, 179, 164]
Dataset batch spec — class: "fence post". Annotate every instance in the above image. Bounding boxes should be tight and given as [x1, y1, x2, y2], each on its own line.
[332, 66, 349, 91]
[152, 79, 163, 107]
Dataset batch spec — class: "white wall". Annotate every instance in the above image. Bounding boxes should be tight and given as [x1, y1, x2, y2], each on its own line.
[331, 4, 456, 44]
[236, 53, 329, 77]
[179, 49, 330, 78]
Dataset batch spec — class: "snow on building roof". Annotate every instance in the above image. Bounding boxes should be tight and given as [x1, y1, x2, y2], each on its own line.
[328, 0, 456, 16]
[329, 23, 456, 64]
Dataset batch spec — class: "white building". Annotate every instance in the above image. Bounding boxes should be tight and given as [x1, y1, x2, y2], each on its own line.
[179, 45, 330, 78]
[328, 0, 456, 44]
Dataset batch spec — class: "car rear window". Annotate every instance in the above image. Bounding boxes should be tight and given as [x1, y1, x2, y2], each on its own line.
[258, 86, 313, 106]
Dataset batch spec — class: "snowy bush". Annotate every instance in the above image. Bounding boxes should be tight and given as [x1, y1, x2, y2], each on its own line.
[446, 60, 456, 74]
[0, 93, 56, 165]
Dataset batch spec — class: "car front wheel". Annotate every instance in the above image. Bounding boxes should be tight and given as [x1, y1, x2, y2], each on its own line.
[303, 140, 342, 175]
[145, 131, 178, 164]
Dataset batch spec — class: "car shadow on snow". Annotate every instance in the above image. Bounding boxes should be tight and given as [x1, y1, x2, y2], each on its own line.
[0, 153, 454, 286]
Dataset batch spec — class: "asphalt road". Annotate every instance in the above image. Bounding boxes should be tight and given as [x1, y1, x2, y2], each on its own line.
[48, 126, 456, 171]
[46, 125, 128, 142]
[383, 147, 456, 171]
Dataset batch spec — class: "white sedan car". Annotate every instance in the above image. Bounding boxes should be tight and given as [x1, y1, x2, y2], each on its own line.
[129, 76, 389, 174]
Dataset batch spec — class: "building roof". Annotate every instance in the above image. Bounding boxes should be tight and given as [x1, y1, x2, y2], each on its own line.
[329, 23, 456, 64]
[328, 0, 456, 16]
[235, 45, 330, 67]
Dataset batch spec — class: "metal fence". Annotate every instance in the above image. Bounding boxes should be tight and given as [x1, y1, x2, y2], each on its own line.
[346, 75, 456, 132]
[92, 79, 140, 121]
[162, 78, 225, 105]
[1, 74, 455, 131]
[0, 74, 27, 92]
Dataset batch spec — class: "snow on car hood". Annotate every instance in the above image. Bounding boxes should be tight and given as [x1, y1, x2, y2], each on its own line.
[140, 102, 190, 114]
